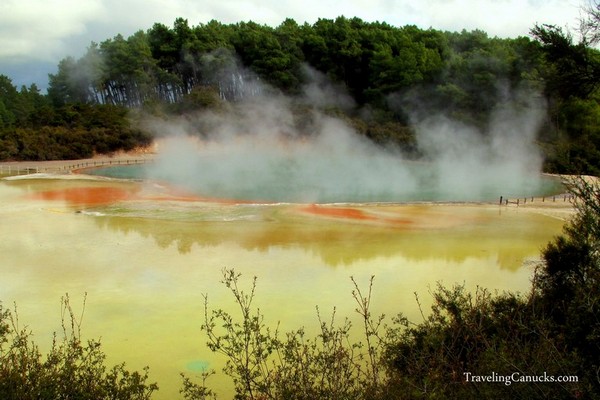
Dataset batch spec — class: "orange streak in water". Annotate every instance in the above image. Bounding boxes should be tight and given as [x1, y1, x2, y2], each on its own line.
[299, 204, 415, 227]
[30, 187, 135, 205]
[299, 204, 377, 220]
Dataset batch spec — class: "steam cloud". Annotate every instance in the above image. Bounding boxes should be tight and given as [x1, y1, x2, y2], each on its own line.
[143, 66, 550, 203]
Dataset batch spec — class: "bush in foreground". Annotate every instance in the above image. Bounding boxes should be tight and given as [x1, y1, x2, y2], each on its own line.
[0, 294, 157, 400]
[185, 269, 591, 400]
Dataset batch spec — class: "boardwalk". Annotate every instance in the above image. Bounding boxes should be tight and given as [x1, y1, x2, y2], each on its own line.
[0, 154, 155, 176]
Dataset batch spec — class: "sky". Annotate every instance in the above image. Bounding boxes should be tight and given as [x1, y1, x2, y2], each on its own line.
[0, 0, 587, 92]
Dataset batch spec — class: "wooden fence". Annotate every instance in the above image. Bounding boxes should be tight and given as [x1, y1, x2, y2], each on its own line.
[498, 194, 574, 206]
[0, 158, 151, 177]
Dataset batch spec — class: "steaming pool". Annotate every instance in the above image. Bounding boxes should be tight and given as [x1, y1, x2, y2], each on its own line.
[0, 172, 572, 399]
[87, 163, 563, 203]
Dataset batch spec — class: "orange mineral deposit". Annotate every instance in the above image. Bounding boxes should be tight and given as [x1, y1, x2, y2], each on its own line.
[30, 186, 135, 205]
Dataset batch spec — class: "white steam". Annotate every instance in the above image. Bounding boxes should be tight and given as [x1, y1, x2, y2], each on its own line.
[144, 68, 551, 203]
[300, 65, 356, 112]
[147, 106, 419, 203]
[412, 92, 547, 199]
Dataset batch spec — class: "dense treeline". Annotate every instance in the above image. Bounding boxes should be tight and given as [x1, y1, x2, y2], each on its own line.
[1, 15, 600, 172]
[0, 75, 151, 160]
[46, 18, 535, 113]
[46, 17, 541, 123]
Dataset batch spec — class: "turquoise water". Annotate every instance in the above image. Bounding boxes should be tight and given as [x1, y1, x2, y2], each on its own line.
[90, 164, 148, 179]
[87, 164, 563, 203]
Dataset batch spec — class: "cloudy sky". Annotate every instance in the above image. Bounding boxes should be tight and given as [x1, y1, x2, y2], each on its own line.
[0, 0, 586, 91]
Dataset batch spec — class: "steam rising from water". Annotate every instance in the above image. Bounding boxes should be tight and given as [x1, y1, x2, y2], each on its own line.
[411, 92, 547, 201]
[143, 68, 549, 203]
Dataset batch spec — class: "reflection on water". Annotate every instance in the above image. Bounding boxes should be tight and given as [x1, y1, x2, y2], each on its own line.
[89, 203, 557, 270]
[0, 177, 569, 399]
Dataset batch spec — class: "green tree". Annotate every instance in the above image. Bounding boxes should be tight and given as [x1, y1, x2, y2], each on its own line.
[0, 75, 19, 127]
[530, 20, 600, 174]
[531, 23, 600, 98]
[99, 31, 158, 107]
[230, 21, 301, 92]
[48, 56, 98, 106]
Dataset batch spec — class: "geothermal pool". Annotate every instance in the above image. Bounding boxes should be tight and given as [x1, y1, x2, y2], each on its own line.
[0, 175, 570, 399]
[88, 161, 562, 203]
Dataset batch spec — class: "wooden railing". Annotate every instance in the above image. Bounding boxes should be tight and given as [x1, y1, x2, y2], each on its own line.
[0, 158, 152, 176]
[498, 194, 574, 206]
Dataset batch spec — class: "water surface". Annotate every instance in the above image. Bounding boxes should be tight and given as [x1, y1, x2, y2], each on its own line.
[0, 177, 569, 399]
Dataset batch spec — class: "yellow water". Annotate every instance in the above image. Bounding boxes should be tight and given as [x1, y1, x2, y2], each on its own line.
[0, 177, 569, 399]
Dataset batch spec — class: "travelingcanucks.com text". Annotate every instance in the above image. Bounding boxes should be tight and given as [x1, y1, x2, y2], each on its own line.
[463, 372, 578, 386]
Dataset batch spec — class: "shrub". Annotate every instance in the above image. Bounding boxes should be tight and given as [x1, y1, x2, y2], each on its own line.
[0, 294, 158, 400]
[535, 176, 600, 395]
[185, 268, 399, 400]
[188, 258, 596, 399]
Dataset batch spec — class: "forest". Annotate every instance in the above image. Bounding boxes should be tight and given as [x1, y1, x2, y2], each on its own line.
[0, 15, 599, 174]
